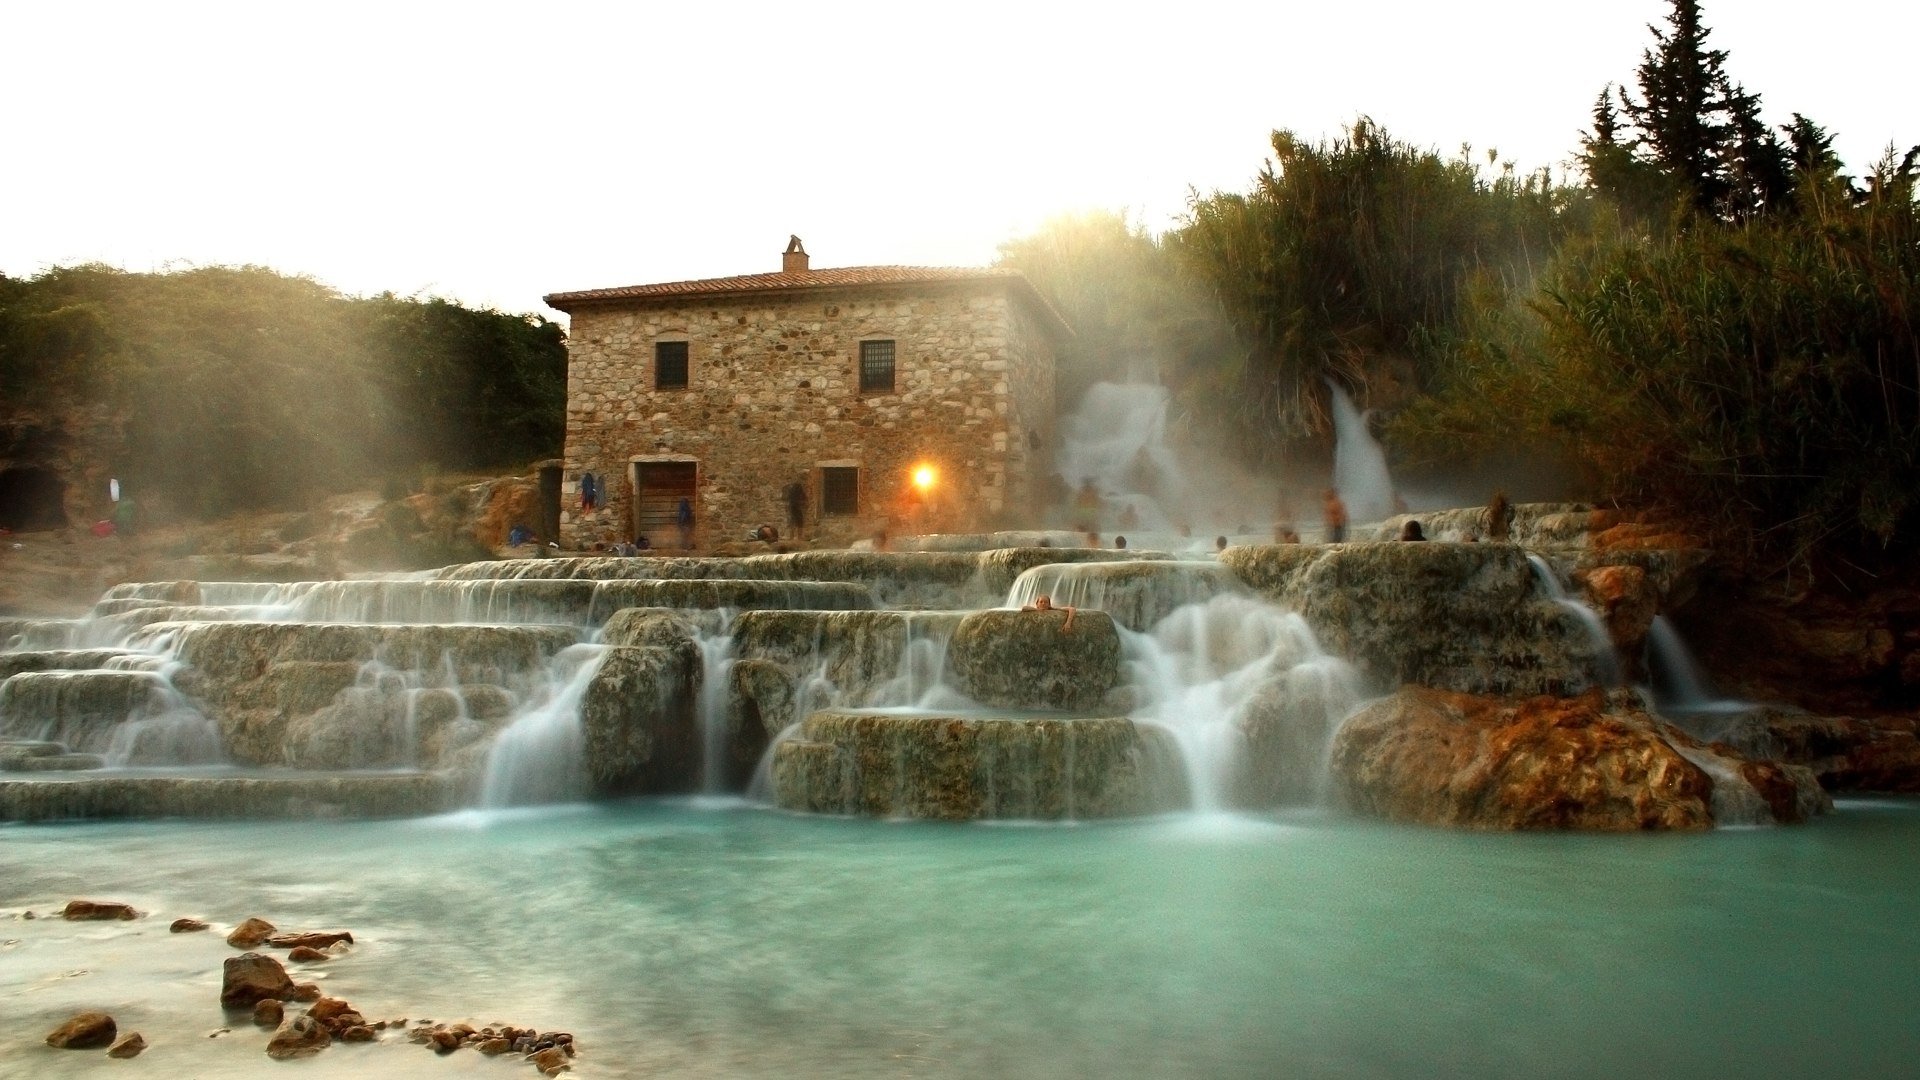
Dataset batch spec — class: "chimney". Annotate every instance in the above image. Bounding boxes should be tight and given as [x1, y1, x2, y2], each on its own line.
[782, 235, 809, 274]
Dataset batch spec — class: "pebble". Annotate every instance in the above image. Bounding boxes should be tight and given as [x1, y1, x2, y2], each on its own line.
[107, 1032, 148, 1058]
[170, 917, 210, 933]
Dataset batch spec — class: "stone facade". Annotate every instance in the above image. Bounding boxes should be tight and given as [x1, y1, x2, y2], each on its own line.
[547, 252, 1068, 550]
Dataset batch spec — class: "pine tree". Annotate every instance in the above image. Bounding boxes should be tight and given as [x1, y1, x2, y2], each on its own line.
[1619, 0, 1733, 214]
[1722, 78, 1791, 218]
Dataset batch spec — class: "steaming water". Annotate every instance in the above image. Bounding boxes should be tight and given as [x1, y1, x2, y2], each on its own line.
[1327, 381, 1396, 524]
[5, 800, 1917, 1079]
[1055, 383, 1182, 532]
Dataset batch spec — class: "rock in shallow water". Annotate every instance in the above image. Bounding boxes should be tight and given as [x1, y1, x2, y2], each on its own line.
[226, 917, 275, 948]
[1331, 688, 1828, 830]
[62, 899, 140, 920]
[46, 1011, 117, 1049]
[266, 1014, 331, 1059]
[107, 1032, 147, 1058]
[221, 952, 295, 1009]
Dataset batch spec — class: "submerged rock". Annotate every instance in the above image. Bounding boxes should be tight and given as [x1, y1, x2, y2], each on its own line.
[46, 1011, 117, 1049]
[947, 609, 1120, 712]
[771, 709, 1185, 820]
[1331, 689, 1826, 830]
[171, 917, 210, 933]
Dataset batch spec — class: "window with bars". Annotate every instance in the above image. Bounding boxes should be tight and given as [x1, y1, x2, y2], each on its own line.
[821, 467, 859, 515]
[655, 341, 689, 389]
[858, 340, 895, 394]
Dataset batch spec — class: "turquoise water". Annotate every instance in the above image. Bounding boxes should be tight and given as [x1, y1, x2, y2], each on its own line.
[5, 800, 1919, 1079]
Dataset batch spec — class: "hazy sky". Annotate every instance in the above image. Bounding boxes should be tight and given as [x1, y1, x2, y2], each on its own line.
[5, 1, 1914, 321]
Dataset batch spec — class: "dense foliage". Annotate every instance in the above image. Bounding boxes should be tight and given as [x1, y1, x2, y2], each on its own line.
[1006, 0, 1919, 569]
[0, 265, 565, 517]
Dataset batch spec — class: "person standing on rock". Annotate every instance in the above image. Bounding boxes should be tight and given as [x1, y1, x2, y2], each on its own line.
[1486, 490, 1513, 542]
[783, 477, 808, 541]
[1322, 488, 1347, 543]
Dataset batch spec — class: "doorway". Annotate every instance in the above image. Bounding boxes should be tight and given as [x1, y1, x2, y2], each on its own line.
[632, 460, 697, 547]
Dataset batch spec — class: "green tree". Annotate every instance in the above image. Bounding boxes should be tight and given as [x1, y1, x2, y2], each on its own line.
[1174, 120, 1565, 456]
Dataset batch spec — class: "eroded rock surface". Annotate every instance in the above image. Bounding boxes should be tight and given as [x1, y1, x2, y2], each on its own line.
[947, 609, 1120, 712]
[46, 1011, 117, 1049]
[1221, 543, 1604, 696]
[580, 643, 700, 795]
[1331, 689, 1826, 830]
[772, 709, 1184, 820]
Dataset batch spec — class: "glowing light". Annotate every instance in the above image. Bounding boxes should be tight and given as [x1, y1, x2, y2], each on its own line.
[911, 465, 937, 492]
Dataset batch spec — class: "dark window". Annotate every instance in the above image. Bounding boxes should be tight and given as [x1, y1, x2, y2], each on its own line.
[859, 340, 895, 394]
[822, 467, 859, 515]
[655, 341, 689, 389]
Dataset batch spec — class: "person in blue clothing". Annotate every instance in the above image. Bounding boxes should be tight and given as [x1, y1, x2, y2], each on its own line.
[676, 497, 694, 549]
[580, 472, 598, 512]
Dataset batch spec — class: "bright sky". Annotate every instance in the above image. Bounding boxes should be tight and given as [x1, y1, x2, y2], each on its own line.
[5, 1, 1914, 322]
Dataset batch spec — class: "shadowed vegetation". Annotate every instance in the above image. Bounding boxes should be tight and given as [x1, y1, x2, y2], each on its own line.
[0, 265, 565, 518]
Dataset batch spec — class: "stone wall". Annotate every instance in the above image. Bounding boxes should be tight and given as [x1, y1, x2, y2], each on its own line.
[560, 282, 1057, 550]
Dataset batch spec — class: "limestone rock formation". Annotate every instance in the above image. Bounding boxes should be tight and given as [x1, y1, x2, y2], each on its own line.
[1331, 688, 1827, 830]
[156, 621, 577, 767]
[772, 709, 1185, 820]
[1004, 559, 1242, 632]
[947, 609, 1120, 712]
[0, 772, 455, 822]
[1220, 543, 1603, 696]
[580, 642, 701, 795]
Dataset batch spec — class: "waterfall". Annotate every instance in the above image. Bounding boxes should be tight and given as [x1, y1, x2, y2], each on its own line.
[479, 644, 608, 806]
[694, 618, 738, 793]
[1119, 593, 1362, 812]
[1327, 381, 1396, 524]
[1525, 554, 1621, 688]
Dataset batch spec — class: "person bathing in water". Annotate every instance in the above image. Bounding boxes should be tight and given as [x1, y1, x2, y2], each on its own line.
[1021, 594, 1076, 633]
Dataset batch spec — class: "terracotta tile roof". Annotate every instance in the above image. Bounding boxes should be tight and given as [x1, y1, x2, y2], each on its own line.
[544, 265, 1072, 338]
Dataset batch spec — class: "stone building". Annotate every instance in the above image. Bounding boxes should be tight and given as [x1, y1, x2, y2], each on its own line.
[545, 240, 1071, 549]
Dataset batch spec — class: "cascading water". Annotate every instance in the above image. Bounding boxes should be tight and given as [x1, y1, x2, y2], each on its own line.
[1327, 380, 1397, 525]
[478, 644, 608, 806]
[1525, 554, 1621, 688]
[1118, 593, 1362, 812]
[694, 615, 739, 793]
